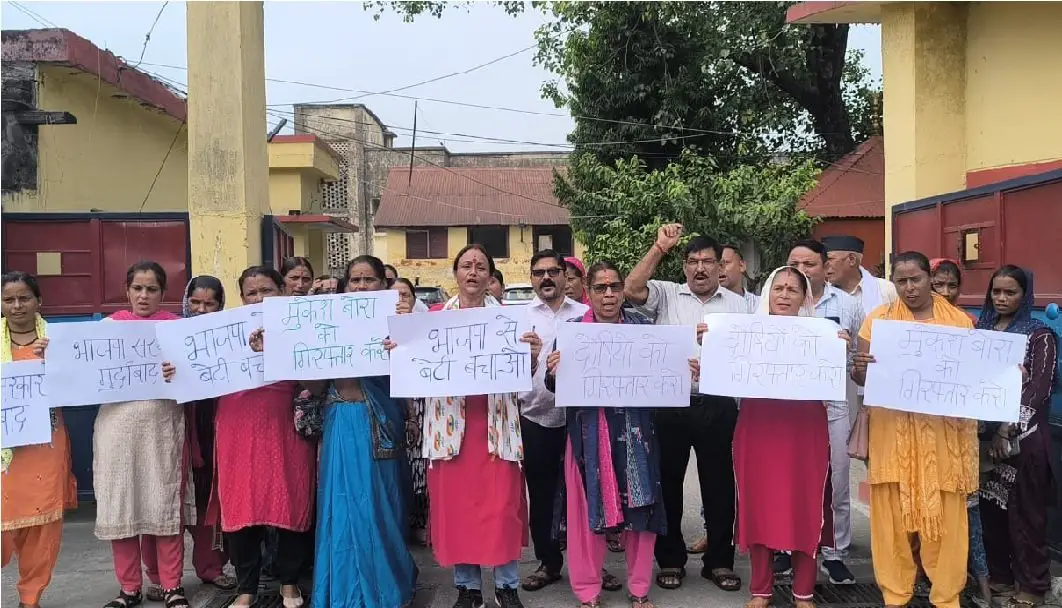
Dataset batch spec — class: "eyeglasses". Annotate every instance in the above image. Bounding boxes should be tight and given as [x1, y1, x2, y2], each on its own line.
[531, 268, 564, 278]
[590, 282, 624, 295]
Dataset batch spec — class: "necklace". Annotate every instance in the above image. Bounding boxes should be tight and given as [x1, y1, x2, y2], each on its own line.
[9, 334, 38, 347]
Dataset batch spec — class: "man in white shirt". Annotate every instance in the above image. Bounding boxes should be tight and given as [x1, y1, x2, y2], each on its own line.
[518, 249, 589, 592]
[822, 235, 898, 314]
[719, 244, 761, 312]
[625, 224, 751, 592]
[786, 239, 865, 585]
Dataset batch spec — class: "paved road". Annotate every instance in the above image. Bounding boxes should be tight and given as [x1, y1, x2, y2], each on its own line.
[5, 459, 876, 608]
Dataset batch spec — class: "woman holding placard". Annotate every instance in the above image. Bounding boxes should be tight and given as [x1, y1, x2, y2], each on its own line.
[542, 260, 677, 608]
[1, 271, 77, 608]
[211, 266, 313, 608]
[301, 255, 418, 608]
[719, 266, 848, 608]
[80, 261, 191, 608]
[977, 266, 1058, 608]
[383, 244, 543, 608]
[851, 252, 978, 608]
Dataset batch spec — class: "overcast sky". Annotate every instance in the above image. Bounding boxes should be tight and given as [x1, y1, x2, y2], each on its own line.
[1, 1, 882, 153]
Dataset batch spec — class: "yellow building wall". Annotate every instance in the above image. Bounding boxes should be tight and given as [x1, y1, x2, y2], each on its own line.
[964, 2, 1062, 173]
[881, 1, 1062, 261]
[379, 226, 587, 291]
[2, 65, 188, 212]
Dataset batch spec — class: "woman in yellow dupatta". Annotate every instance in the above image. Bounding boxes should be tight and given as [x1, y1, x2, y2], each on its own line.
[1, 271, 77, 608]
[851, 252, 978, 608]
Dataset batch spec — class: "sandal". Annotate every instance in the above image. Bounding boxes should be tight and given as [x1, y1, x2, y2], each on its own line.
[654, 568, 685, 590]
[204, 574, 238, 590]
[607, 533, 624, 553]
[522, 565, 563, 591]
[578, 598, 604, 608]
[103, 590, 143, 608]
[602, 569, 622, 592]
[705, 567, 742, 592]
[744, 599, 770, 608]
[629, 594, 655, 608]
[162, 587, 189, 608]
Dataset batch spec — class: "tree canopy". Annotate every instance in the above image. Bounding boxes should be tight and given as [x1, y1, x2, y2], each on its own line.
[367, 1, 880, 276]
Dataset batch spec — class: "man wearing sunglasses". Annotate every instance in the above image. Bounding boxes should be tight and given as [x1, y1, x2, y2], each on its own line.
[625, 223, 753, 593]
[518, 249, 590, 593]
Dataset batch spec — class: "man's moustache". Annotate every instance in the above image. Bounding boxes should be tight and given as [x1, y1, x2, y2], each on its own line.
[541, 280, 555, 288]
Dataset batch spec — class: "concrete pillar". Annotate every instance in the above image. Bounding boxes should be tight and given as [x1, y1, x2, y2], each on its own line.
[882, 2, 968, 261]
[186, 1, 269, 300]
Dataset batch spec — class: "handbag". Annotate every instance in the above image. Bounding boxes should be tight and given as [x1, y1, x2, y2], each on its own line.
[847, 402, 870, 461]
[293, 389, 324, 440]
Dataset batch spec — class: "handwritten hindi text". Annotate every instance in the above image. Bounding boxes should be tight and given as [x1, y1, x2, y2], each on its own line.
[864, 320, 1026, 422]
[555, 323, 695, 408]
[387, 306, 532, 398]
[46, 321, 170, 407]
[263, 291, 399, 381]
[156, 304, 269, 402]
[1, 360, 52, 448]
[699, 313, 847, 401]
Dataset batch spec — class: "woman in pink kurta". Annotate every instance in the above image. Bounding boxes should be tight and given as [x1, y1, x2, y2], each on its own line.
[730, 266, 847, 608]
[215, 266, 315, 608]
[393, 244, 543, 608]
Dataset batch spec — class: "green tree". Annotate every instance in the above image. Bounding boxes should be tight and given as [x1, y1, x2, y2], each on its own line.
[560, 151, 820, 282]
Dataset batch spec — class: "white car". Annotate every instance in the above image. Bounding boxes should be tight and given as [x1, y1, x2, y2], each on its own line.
[502, 284, 535, 305]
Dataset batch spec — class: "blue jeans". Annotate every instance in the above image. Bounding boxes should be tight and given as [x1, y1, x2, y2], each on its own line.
[454, 561, 520, 591]
[968, 503, 989, 578]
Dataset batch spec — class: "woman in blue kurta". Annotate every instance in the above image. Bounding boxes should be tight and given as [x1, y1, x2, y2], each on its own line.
[311, 255, 417, 607]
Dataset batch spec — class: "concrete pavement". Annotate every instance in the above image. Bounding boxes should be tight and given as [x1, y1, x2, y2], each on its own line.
[5, 459, 875, 608]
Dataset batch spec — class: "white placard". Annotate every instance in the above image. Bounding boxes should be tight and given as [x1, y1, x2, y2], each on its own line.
[387, 306, 532, 398]
[263, 291, 399, 381]
[46, 321, 169, 407]
[864, 320, 1026, 422]
[156, 305, 269, 402]
[1, 360, 51, 448]
[699, 313, 847, 400]
[555, 323, 695, 408]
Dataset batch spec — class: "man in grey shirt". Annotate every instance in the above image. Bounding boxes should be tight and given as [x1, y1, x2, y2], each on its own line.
[625, 224, 751, 592]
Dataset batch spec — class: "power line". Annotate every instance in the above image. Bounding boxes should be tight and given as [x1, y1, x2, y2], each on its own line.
[9, 1, 60, 28]
[129, 1, 171, 69]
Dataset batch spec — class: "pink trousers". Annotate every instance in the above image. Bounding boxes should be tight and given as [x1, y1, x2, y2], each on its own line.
[749, 545, 817, 600]
[143, 525, 227, 584]
[565, 441, 656, 602]
[111, 534, 184, 592]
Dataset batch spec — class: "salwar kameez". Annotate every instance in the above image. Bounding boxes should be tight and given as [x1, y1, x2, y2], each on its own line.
[733, 398, 833, 601]
[427, 395, 528, 568]
[314, 382, 417, 608]
[979, 326, 1058, 597]
[859, 299, 978, 608]
[1, 345, 77, 605]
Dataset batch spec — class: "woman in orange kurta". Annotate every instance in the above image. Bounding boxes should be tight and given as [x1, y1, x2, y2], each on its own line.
[852, 252, 978, 608]
[1, 271, 77, 608]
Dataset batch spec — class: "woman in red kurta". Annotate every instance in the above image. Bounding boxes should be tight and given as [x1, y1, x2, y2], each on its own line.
[215, 266, 315, 608]
[730, 266, 846, 608]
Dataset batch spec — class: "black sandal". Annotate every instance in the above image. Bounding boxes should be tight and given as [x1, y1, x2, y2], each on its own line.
[522, 565, 563, 591]
[163, 587, 190, 608]
[705, 567, 742, 592]
[654, 568, 685, 590]
[602, 569, 622, 592]
[103, 590, 143, 608]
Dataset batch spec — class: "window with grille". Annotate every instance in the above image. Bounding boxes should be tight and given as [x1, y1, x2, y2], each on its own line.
[406, 228, 448, 259]
[467, 226, 509, 259]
